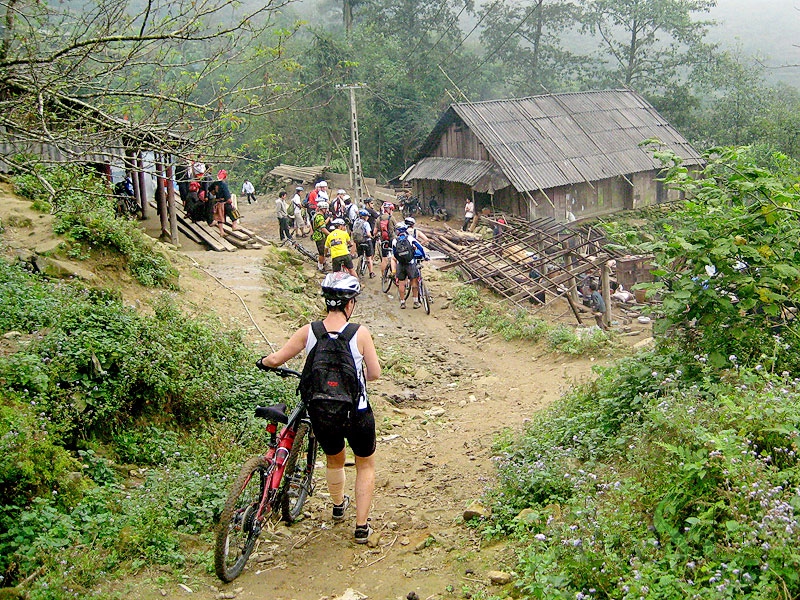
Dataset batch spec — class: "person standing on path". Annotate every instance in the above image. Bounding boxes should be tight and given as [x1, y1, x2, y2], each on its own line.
[291, 186, 307, 237]
[311, 201, 332, 272]
[259, 272, 381, 544]
[241, 179, 257, 204]
[275, 190, 292, 241]
[462, 198, 475, 232]
[325, 218, 357, 277]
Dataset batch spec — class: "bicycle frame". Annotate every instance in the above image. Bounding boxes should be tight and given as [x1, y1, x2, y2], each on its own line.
[251, 399, 309, 523]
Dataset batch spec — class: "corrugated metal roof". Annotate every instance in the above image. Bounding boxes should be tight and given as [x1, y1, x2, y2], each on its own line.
[434, 89, 702, 193]
[404, 157, 495, 185]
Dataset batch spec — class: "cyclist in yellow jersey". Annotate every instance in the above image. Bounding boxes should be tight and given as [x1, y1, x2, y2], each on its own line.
[325, 218, 356, 276]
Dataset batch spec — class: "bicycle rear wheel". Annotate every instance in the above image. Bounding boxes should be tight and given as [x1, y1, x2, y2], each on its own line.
[381, 264, 393, 293]
[420, 280, 430, 314]
[357, 254, 367, 278]
[214, 456, 272, 582]
[281, 423, 318, 523]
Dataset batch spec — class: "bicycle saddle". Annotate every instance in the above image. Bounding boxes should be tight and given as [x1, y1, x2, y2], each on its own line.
[254, 403, 289, 423]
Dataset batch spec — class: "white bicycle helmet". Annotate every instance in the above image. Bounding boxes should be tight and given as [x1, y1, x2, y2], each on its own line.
[321, 272, 361, 307]
[395, 223, 408, 233]
[332, 218, 345, 226]
[317, 201, 329, 209]
[404, 216, 416, 226]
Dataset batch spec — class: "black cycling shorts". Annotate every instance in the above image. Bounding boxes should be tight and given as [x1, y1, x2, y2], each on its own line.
[332, 254, 354, 271]
[396, 261, 420, 281]
[307, 401, 376, 457]
[380, 240, 392, 258]
[315, 238, 326, 256]
[357, 242, 374, 257]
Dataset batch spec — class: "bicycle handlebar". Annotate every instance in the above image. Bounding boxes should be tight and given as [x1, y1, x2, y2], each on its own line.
[255, 359, 301, 379]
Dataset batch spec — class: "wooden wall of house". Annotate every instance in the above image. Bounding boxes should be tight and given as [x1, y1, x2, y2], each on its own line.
[414, 179, 472, 217]
[433, 124, 490, 161]
[414, 166, 685, 223]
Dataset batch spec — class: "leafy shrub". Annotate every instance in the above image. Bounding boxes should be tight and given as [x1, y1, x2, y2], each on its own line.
[637, 146, 800, 371]
[488, 349, 800, 599]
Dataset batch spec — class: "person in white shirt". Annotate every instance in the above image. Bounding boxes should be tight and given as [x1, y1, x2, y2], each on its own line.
[291, 186, 308, 237]
[462, 199, 475, 231]
[241, 180, 256, 204]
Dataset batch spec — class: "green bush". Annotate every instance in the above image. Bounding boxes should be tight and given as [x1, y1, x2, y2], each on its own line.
[488, 348, 800, 599]
[637, 146, 800, 371]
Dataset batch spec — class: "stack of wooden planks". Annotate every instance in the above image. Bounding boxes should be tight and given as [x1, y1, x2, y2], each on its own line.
[268, 164, 328, 183]
[151, 201, 266, 252]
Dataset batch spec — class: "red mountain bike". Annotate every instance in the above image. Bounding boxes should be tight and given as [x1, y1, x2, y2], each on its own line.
[214, 365, 317, 582]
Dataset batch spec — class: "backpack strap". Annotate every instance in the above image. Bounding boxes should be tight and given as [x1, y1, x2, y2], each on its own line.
[311, 321, 328, 340]
[311, 321, 360, 342]
[339, 322, 360, 342]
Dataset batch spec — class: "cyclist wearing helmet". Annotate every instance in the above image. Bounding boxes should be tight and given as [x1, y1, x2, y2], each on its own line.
[403, 216, 429, 245]
[352, 210, 376, 279]
[392, 223, 426, 309]
[381, 201, 395, 215]
[311, 201, 332, 271]
[259, 272, 381, 544]
[325, 218, 356, 276]
[374, 210, 398, 276]
[363, 198, 380, 257]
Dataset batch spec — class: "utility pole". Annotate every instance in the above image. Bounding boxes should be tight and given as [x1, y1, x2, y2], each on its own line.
[336, 83, 366, 203]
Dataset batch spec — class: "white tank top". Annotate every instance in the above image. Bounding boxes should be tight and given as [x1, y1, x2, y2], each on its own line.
[305, 323, 368, 410]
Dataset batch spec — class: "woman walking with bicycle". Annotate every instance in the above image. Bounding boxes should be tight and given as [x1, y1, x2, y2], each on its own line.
[260, 273, 381, 544]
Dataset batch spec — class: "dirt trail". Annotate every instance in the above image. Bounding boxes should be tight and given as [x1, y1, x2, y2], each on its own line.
[143, 200, 602, 600]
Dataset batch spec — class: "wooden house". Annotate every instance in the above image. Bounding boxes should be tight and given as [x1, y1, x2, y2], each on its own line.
[403, 89, 703, 222]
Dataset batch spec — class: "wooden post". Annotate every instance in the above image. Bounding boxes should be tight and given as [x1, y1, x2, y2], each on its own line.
[601, 261, 612, 328]
[569, 252, 579, 306]
[154, 154, 169, 239]
[136, 153, 148, 219]
[166, 160, 179, 246]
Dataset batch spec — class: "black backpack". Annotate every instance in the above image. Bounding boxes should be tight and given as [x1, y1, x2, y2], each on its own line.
[299, 322, 362, 406]
[393, 235, 414, 264]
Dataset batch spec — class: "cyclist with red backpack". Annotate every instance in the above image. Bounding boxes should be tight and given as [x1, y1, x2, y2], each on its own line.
[258, 273, 381, 544]
[374, 210, 398, 280]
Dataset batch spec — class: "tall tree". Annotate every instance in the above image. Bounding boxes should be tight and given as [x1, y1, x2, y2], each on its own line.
[477, 0, 583, 96]
[581, 0, 715, 90]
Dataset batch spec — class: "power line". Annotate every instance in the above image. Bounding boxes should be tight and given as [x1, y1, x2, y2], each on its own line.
[454, 0, 542, 88]
[436, 0, 504, 69]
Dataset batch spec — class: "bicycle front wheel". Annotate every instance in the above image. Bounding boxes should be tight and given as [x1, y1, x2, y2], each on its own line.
[420, 280, 430, 314]
[281, 423, 318, 523]
[214, 456, 272, 583]
[381, 264, 393, 293]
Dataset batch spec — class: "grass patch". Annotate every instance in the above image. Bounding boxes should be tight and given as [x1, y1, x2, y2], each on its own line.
[485, 346, 800, 599]
[450, 279, 612, 355]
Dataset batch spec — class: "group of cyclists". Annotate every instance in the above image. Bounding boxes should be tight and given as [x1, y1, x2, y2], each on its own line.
[305, 194, 431, 310]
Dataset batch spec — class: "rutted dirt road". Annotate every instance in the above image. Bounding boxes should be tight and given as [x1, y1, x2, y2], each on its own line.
[142, 200, 603, 600]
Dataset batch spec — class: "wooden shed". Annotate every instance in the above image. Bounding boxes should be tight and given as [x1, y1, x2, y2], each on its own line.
[403, 89, 703, 222]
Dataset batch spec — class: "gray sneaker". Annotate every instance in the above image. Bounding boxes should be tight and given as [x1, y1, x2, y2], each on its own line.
[354, 522, 373, 544]
[332, 495, 350, 522]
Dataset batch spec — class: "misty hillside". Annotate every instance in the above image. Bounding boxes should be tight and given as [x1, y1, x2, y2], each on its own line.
[708, 0, 800, 86]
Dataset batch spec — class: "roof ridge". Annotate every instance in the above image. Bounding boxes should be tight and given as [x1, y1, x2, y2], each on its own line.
[453, 89, 636, 107]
